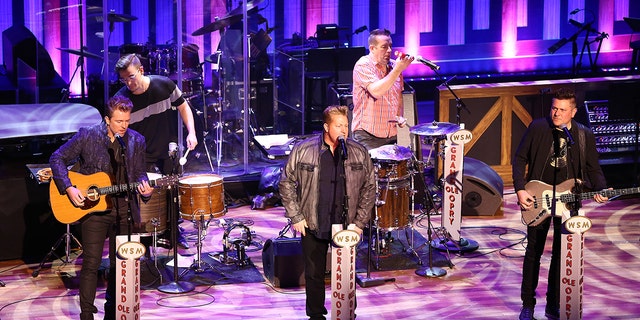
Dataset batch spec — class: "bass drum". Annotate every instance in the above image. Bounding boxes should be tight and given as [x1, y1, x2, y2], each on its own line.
[133, 172, 168, 236]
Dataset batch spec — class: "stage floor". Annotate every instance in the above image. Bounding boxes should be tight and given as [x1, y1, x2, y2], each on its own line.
[0, 188, 639, 319]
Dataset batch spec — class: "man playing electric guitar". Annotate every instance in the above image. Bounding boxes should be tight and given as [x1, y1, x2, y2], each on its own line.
[513, 88, 609, 320]
[50, 96, 153, 320]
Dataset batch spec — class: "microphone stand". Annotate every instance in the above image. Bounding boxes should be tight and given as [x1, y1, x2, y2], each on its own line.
[355, 147, 396, 288]
[117, 138, 134, 242]
[434, 70, 470, 126]
[158, 148, 195, 294]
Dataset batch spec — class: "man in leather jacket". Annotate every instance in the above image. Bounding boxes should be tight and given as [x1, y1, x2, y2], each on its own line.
[279, 105, 376, 320]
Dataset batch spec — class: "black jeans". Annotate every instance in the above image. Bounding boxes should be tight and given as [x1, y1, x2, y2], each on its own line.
[79, 207, 129, 319]
[301, 231, 330, 319]
[521, 216, 561, 310]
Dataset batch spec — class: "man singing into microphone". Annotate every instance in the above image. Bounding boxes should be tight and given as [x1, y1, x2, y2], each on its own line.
[352, 28, 413, 150]
[279, 105, 376, 320]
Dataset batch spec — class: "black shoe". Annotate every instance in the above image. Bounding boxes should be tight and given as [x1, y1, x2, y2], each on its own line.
[544, 306, 559, 320]
[156, 238, 172, 249]
[519, 306, 536, 320]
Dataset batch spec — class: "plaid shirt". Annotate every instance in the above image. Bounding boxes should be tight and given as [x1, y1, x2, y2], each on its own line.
[352, 54, 404, 138]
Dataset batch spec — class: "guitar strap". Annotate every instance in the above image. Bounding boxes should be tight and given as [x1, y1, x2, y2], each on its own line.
[577, 123, 587, 181]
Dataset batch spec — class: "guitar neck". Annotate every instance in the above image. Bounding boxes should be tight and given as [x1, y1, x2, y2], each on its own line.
[97, 179, 157, 196]
[562, 187, 640, 203]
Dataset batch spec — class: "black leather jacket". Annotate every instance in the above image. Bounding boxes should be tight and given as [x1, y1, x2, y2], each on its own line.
[279, 134, 376, 231]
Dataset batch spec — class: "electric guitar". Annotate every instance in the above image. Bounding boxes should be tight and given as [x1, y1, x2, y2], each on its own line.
[49, 171, 178, 224]
[521, 179, 640, 227]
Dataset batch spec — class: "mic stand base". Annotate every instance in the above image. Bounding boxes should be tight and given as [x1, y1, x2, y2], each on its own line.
[157, 281, 195, 294]
[415, 266, 446, 278]
[355, 274, 395, 288]
[431, 237, 479, 253]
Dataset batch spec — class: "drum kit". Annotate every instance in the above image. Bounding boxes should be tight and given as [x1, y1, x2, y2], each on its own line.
[366, 121, 461, 271]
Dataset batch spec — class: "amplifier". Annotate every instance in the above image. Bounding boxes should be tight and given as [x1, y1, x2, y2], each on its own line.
[262, 237, 305, 288]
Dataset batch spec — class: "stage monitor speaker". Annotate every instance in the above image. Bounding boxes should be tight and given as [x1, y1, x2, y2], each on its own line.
[397, 82, 420, 159]
[262, 237, 305, 288]
[2, 25, 57, 85]
[462, 157, 504, 216]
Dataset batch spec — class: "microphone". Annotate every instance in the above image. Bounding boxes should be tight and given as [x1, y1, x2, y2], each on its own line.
[560, 124, 575, 146]
[416, 55, 440, 70]
[168, 142, 178, 158]
[354, 25, 368, 34]
[114, 133, 126, 150]
[395, 51, 440, 70]
[337, 135, 348, 160]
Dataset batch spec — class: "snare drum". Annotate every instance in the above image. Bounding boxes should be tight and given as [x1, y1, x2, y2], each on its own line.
[134, 173, 168, 235]
[179, 174, 226, 220]
[376, 178, 411, 230]
[370, 144, 413, 182]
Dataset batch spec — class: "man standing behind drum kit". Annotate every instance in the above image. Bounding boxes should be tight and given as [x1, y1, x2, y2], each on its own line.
[279, 105, 377, 320]
[115, 53, 197, 249]
[352, 28, 413, 150]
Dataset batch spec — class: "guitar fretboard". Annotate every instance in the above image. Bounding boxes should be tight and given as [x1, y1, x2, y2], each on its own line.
[560, 187, 640, 203]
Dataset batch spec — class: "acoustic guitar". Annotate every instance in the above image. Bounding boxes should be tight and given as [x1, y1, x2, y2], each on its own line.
[521, 179, 640, 227]
[49, 171, 178, 224]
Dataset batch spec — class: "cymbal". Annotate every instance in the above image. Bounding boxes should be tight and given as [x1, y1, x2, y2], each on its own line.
[108, 12, 138, 22]
[369, 144, 413, 161]
[57, 47, 103, 60]
[410, 121, 460, 136]
[228, 0, 265, 16]
[192, 14, 241, 36]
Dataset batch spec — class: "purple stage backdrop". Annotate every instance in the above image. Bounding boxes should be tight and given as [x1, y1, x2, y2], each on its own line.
[0, 0, 638, 96]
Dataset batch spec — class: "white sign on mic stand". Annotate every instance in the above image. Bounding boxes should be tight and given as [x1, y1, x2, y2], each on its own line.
[330, 224, 360, 320]
[560, 214, 591, 320]
[115, 235, 145, 320]
[434, 127, 478, 252]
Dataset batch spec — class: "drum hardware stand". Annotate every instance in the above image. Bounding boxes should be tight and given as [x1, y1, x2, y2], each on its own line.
[399, 153, 423, 266]
[210, 221, 252, 267]
[157, 184, 195, 294]
[32, 223, 82, 277]
[413, 152, 449, 278]
[181, 213, 216, 274]
[188, 86, 215, 173]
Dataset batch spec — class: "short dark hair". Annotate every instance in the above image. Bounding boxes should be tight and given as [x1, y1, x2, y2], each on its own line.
[105, 95, 133, 118]
[368, 28, 391, 46]
[553, 88, 577, 108]
[323, 105, 349, 124]
[114, 53, 142, 73]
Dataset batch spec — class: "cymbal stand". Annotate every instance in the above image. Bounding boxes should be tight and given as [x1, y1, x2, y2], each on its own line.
[414, 136, 453, 277]
[356, 163, 395, 288]
[400, 154, 423, 265]
[190, 84, 214, 172]
[32, 223, 82, 277]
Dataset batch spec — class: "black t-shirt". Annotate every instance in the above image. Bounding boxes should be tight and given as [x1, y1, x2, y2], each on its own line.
[316, 145, 346, 240]
[117, 75, 185, 164]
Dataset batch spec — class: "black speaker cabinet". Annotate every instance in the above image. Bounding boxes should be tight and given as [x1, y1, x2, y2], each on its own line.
[262, 237, 305, 288]
[462, 157, 504, 216]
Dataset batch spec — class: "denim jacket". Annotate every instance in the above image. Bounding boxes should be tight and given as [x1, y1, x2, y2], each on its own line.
[279, 134, 376, 231]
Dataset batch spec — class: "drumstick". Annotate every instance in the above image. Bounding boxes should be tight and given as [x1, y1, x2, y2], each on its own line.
[179, 148, 190, 165]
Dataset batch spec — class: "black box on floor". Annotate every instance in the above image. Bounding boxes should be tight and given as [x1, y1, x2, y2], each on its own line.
[262, 237, 304, 288]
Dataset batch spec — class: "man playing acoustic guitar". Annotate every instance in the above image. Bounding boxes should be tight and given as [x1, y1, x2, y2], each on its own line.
[513, 88, 609, 320]
[50, 96, 154, 320]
